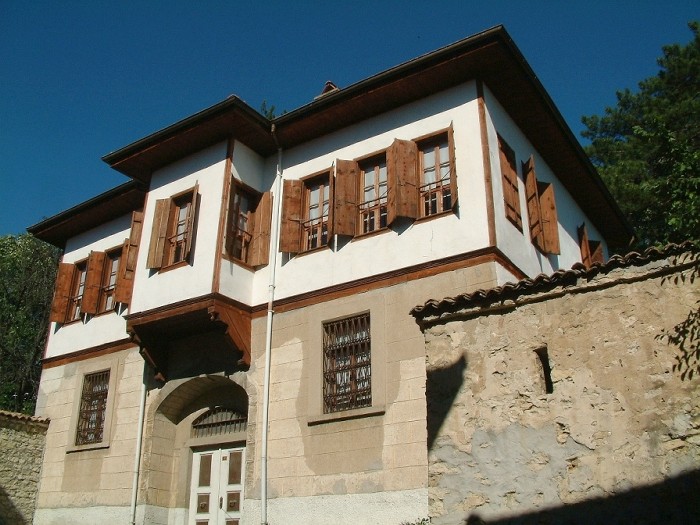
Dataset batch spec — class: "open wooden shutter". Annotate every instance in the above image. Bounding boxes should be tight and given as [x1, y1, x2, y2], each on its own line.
[248, 191, 272, 267]
[183, 184, 199, 263]
[334, 159, 359, 236]
[523, 156, 544, 251]
[81, 251, 106, 315]
[538, 181, 560, 254]
[448, 127, 458, 208]
[147, 198, 170, 269]
[499, 138, 522, 229]
[115, 210, 143, 305]
[589, 240, 604, 265]
[578, 224, 593, 267]
[387, 138, 419, 225]
[49, 262, 74, 323]
[279, 179, 303, 253]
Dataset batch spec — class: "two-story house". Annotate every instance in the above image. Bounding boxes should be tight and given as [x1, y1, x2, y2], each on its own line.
[29, 25, 630, 525]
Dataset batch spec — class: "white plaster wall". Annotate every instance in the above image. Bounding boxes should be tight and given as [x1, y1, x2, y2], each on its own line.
[252, 82, 491, 304]
[130, 142, 227, 313]
[481, 84, 608, 278]
[45, 215, 132, 359]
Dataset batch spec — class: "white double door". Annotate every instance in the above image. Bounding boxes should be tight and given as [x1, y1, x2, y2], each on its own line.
[189, 447, 245, 525]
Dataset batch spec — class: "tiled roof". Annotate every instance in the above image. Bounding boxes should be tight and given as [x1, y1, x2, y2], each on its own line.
[411, 242, 698, 322]
[0, 409, 49, 425]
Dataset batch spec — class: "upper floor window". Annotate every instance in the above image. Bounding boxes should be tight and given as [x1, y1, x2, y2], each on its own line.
[359, 155, 388, 234]
[522, 155, 560, 254]
[224, 179, 273, 267]
[98, 248, 122, 313]
[68, 261, 87, 322]
[418, 132, 454, 217]
[147, 185, 199, 270]
[303, 173, 331, 250]
[498, 135, 522, 230]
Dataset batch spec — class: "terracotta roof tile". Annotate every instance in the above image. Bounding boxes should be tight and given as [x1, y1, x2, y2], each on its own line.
[411, 242, 698, 321]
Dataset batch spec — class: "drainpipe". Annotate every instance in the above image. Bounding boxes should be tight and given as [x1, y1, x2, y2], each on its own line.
[130, 363, 148, 525]
[261, 125, 283, 525]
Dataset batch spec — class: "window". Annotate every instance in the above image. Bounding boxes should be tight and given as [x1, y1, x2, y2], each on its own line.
[98, 248, 121, 313]
[359, 155, 388, 234]
[147, 185, 199, 270]
[322, 312, 372, 413]
[523, 155, 560, 254]
[67, 261, 87, 322]
[498, 135, 522, 229]
[418, 132, 455, 217]
[225, 180, 272, 267]
[279, 170, 333, 253]
[75, 370, 110, 446]
[302, 173, 331, 250]
[191, 407, 247, 439]
[577, 223, 604, 267]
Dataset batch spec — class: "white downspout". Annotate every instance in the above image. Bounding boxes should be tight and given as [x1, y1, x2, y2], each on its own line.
[130, 364, 147, 525]
[261, 126, 283, 525]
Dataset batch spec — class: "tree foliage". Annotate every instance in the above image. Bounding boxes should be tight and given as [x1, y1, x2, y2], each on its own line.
[0, 234, 60, 413]
[582, 21, 700, 248]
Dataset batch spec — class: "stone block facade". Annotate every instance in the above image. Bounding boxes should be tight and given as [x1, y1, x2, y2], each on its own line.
[0, 410, 49, 524]
[414, 247, 700, 524]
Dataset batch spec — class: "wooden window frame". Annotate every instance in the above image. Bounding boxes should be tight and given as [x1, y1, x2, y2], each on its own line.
[66, 260, 88, 323]
[322, 312, 372, 414]
[358, 153, 389, 235]
[523, 155, 560, 254]
[301, 171, 333, 252]
[225, 180, 259, 264]
[97, 247, 122, 314]
[498, 135, 523, 230]
[416, 128, 457, 218]
[147, 184, 199, 271]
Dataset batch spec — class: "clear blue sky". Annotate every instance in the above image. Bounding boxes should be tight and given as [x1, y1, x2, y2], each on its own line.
[1, 1, 697, 237]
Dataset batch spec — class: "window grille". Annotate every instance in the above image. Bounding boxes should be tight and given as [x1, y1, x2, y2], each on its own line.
[323, 313, 372, 413]
[191, 407, 248, 438]
[75, 370, 110, 445]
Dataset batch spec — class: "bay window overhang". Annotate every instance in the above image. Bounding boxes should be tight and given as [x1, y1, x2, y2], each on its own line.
[125, 294, 251, 382]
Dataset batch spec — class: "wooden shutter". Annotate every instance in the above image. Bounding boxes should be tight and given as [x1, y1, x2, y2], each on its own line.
[578, 224, 593, 267]
[448, 127, 458, 208]
[49, 262, 74, 323]
[82, 251, 106, 315]
[334, 159, 359, 236]
[248, 191, 272, 267]
[183, 184, 199, 263]
[225, 183, 239, 257]
[499, 137, 522, 229]
[523, 156, 544, 251]
[146, 198, 170, 269]
[538, 181, 560, 254]
[590, 240, 604, 265]
[279, 179, 303, 253]
[115, 210, 143, 305]
[387, 138, 419, 224]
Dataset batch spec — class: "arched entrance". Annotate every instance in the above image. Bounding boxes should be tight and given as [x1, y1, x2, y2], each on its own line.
[145, 374, 251, 525]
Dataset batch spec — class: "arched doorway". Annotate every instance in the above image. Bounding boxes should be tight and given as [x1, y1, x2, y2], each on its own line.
[146, 374, 251, 525]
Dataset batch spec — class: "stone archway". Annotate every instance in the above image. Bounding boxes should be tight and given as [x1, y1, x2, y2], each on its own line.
[138, 374, 252, 524]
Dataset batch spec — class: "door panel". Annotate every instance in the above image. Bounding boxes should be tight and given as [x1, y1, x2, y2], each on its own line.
[190, 447, 245, 525]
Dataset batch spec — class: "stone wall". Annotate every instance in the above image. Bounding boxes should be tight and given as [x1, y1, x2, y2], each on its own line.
[417, 249, 700, 524]
[0, 410, 49, 524]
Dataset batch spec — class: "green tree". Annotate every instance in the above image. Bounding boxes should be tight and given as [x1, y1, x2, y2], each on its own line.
[0, 234, 60, 414]
[582, 21, 700, 248]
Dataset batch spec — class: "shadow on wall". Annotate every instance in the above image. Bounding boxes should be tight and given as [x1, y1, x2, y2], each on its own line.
[657, 255, 699, 381]
[0, 486, 27, 525]
[462, 468, 700, 525]
[427, 355, 466, 450]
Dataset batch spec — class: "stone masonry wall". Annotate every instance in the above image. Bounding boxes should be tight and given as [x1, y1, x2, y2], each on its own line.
[422, 251, 700, 524]
[0, 410, 49, 524]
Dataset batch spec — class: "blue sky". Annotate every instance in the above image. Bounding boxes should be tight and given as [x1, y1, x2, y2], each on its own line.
[1, 1, 697, 237]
